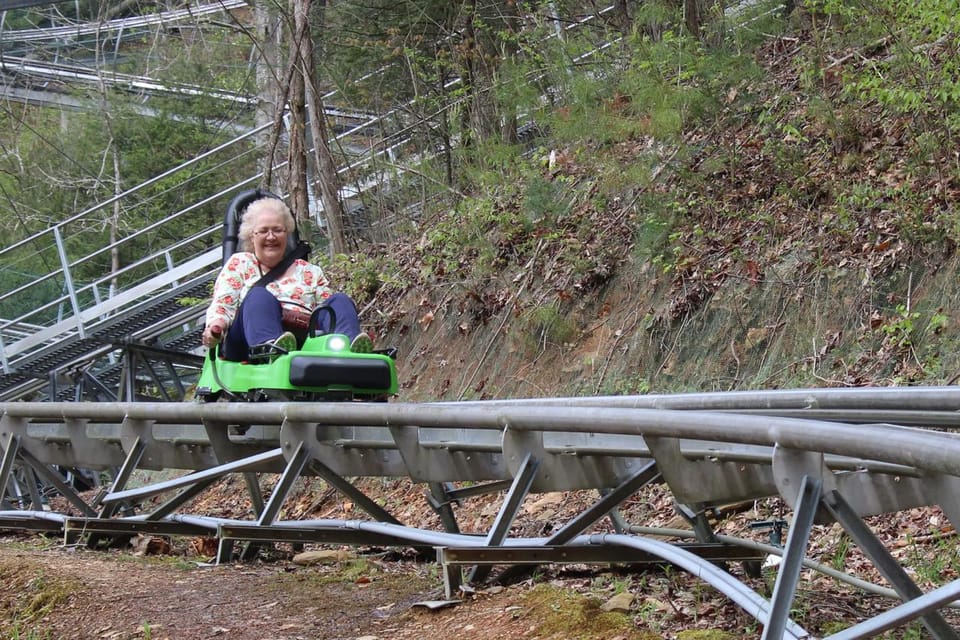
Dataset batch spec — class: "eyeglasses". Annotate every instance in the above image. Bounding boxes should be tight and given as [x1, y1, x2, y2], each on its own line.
[253, 227, 287, 237]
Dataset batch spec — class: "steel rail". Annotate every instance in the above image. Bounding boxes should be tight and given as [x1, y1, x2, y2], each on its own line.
[591, 533, 809, 639]
[0, 121, 271, 259]
[33, 510, 811, 638]
[0, 1, 248, 43]
[4, 400, 960, 476]
[628, 525, 960, 606]
[829, 581, 960, 639]
[4, 396, 960, 635]
[447, 386, 960, 412]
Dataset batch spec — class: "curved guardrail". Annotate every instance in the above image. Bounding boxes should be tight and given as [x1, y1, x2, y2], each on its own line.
[2, 389, 960, 638]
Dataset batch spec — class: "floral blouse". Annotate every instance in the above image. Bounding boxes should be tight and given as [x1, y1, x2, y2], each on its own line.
[205, 252, 332, 330]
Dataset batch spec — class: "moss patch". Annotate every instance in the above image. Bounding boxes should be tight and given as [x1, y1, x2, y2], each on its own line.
[0, 558, 82, 637]
[519, 583, 662, 639]
[676, 631, 738, 640]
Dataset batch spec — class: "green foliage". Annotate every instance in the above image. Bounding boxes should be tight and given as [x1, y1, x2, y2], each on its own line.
[417, 191, 529, 282]
[878, 304, 920, 348]
[520, 303, 577, 353]
[803, 0, 960, 187]
[330, 252, 406, 305]
[820, 621, 852, 634]
[634, 194, 683, 263]
[0, 564, 80, 638]
[522, 175, 571, 225]
[602, 373, 652, 396]
[676, 632, 736, 640]
[0, 59, 254, 321]
[906, 532, 960, 586]
[830, 531, 852, 570]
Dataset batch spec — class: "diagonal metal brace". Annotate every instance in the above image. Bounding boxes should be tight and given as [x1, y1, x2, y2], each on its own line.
[762, 474, 821, 640]
[822, 488, 959, 640]
[239, 441, 312, 561]
[466, 452, 540, 585]
[496, 460, 660, 586]
[0, 432, 21, 507]
[16, 447, 97, 517]
[307, 458, 403, 525]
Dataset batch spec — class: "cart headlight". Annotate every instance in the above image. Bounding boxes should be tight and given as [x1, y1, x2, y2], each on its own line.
[327, 335, 348, 351]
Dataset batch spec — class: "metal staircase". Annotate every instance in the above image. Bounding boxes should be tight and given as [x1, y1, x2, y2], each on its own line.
[0, 163, 234, 400]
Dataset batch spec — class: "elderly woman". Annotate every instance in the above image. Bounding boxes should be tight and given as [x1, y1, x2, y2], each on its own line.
[201, 197, 372, 361]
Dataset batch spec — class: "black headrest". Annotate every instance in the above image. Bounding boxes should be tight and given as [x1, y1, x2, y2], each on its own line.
[221, 188, 299, 264]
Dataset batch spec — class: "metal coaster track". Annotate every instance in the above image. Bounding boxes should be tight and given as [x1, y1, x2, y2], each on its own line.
[0, 1, 248, 45]
[3, 388, 960, 638]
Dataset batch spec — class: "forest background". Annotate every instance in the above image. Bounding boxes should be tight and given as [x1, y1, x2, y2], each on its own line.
[2, 0, 960, 396]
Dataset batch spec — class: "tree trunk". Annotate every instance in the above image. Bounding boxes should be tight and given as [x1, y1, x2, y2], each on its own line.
[286, 0, 310, 226]
[94, 5, 121, 296]
[500, 0, 521, 145]
[614, 0, 633, 34]
[299, 0, 348, 255]
[683, 0, 725, 44]
[254, 2, 284, 189]
[458, 0, 499, 145]
[684, 0, 704, 40]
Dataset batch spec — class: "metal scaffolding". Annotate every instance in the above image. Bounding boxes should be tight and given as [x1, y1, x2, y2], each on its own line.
[2, 390, 960, 638]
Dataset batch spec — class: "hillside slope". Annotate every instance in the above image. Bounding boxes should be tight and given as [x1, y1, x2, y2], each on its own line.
[348, 15, 960, 402]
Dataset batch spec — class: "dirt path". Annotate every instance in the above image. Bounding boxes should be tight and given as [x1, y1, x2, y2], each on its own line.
[0, 540, 609, 640]
[1, 541, 452, 640]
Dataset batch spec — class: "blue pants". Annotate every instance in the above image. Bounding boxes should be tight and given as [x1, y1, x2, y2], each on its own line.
[221, 289, 363, 361]
[313, 291, 362, 338]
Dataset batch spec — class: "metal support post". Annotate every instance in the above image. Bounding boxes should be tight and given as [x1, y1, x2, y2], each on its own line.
[675, 501, 718, 543]
[601, 489, 630, 534]
[0, 432, 19, 505]
[427, 482, 461, 534]
[496, 461, 660, 586]
[21, 464, 44, 511]
[16, 447, 96, 517]
[467, 452, 540, 585]
[552, 461, 660, 545]
[118, 351, 134, 402]
[162, 358, 186, 400]
[139, 356, 170, 401]
[0, 328, 7, 374]
[762, 475, 821, 640]
[48, 370, 60, 404]
[216, 538, 236, 565]
[258, 443, 311, 526]
[98, 437, 146, 519]
[82, 437, 146, 547]
[308, 459, 403, 525]
[79, 370, 118, 402]
[52, 226, 85, 339]
[239, 442, 312, 560]
[243, 472, 265, 518]
[437, 547, 464, 600]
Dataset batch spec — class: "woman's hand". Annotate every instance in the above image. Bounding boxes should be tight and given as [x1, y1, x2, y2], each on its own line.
[202, 320, 227, 347]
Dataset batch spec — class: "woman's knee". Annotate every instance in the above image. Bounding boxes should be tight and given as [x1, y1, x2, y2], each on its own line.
[242, 286, 280, 308]
[325, 291, 353, 307]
